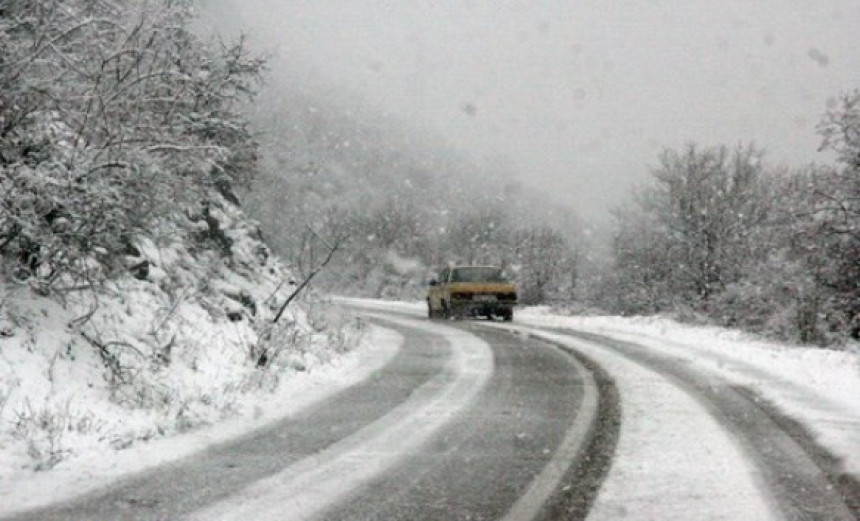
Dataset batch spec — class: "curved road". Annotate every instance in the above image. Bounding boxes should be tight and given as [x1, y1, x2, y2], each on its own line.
[343, 301, 860, 521]
[8, 313, 609, 521]
[9, 304, 857, 520]
[532, 326, 859, 521]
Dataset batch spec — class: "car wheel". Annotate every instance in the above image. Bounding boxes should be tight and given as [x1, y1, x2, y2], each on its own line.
[502, 310, 513, 322]
[427, 301, 435, 319]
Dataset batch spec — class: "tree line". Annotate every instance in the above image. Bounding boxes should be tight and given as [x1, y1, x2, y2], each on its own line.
[601, 91, 859, 344]
[245, 82, 859, 346]
[1, 0, 583, 317]
[20, 0, 849, 346]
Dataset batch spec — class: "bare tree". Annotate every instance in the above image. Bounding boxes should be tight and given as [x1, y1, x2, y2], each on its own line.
[272, 225, 346, 323]
[814, 90, 860, 338]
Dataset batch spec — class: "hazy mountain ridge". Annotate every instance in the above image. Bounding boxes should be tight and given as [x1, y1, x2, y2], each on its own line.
[243, 84, 587, 301]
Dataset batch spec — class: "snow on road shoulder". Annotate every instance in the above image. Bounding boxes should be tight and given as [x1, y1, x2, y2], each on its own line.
[189, 313, 494, 521]
[0, 324, 401, 517]
[520, 328, 780, 521]
[516, 307, 860, 478]
[336, 298, 859, 479]
[333, 296, 425, 317]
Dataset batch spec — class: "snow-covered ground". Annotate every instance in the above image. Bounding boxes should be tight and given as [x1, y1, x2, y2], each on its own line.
[188, 314, 493, 521]
[0, 324, 400, 517]
[0, 193, 378, 516]
[3, 294, 857, 517]
[525, 327, 781, 521]
[515, 306, 860, 480]
[336, 298, 860, 481]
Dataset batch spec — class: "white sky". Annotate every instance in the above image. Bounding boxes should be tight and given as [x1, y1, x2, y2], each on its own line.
[205, 0, 860, 221]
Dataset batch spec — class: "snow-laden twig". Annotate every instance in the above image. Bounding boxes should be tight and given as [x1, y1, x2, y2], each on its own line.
[272, 229, 345, 324]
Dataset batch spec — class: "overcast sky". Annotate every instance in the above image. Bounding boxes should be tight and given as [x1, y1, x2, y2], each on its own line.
[204, 0, 860, 221]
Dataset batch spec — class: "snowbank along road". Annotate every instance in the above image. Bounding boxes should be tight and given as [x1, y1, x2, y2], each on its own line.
[338, 299, 860, 521]
[7, 312, 607, 520]
[8, 301, 858, 520]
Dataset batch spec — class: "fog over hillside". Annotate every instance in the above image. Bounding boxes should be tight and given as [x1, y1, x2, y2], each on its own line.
[202, 0, 860, 222]
[239, 82, 588, 301]
[201, 1, 859, 342]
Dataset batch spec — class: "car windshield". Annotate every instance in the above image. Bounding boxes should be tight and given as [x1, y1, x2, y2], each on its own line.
[450, 268, 505, 283]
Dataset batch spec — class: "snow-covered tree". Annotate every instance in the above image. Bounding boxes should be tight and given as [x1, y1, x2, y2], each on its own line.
[513, 226, 575, 305]
[0, 0, 263, 291]
[814, 90, 860, 339]
[610, 144, 770, 313]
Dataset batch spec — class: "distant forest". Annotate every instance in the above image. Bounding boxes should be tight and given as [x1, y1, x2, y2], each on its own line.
[1, 0, 856, 346]
[244, 83, 859, 346]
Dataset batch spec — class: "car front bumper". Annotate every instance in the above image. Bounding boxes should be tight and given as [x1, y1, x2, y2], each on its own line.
[449, 299, 515, 316]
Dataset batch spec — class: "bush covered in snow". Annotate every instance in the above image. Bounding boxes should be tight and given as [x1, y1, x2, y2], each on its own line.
[0, 0, 262, 292]
[606, 118, 860, 346]
[0, 194, 361, 473]
[0, 0, 361, 475]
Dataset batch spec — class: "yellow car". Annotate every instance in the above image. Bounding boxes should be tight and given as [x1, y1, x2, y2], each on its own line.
[427, 266, 517, 321]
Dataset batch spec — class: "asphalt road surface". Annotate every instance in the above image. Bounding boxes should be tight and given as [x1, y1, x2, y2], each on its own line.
[8, 314, 610, 521]
[9, 306, 857, 521]
[546, 326, 859, 521]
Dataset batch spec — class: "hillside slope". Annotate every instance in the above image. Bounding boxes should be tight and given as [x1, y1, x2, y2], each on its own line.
[0, 0, 361, 495]
[0, 192, 359, 480]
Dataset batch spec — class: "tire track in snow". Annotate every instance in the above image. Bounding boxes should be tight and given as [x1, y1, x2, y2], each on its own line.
[506, 324, 856, 521]
[7, 323, 443, 521]
[491, 325, 783, 521]
[498, 343, 598, 521]
[559, 328, 858, 521]
[185, 314, 494, 521]
[316, 321, 609, 521]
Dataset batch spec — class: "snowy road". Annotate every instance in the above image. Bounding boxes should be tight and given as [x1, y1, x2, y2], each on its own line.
[508, 326, 857, 521]
[8, 303, 858, 520]
[7, 314, 603, 521]
[340, 300, 860, 521]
